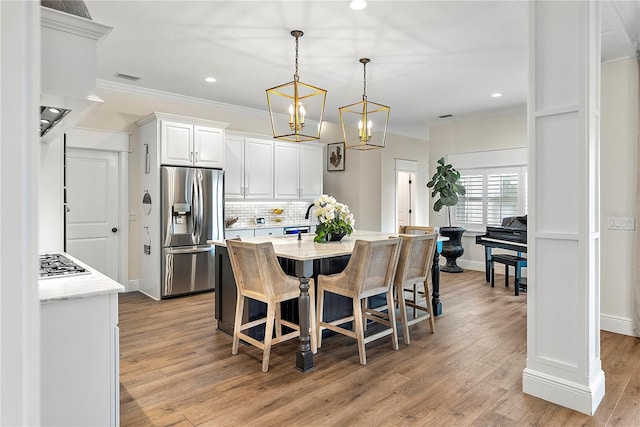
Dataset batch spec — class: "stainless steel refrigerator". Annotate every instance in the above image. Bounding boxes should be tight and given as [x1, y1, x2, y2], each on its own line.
[161, 166, 224, 297]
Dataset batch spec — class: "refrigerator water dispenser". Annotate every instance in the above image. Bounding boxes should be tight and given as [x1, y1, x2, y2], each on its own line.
[171, 202, 192, 235]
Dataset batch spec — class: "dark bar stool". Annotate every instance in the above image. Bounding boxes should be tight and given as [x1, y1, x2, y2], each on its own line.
[491, 254, 527, 296]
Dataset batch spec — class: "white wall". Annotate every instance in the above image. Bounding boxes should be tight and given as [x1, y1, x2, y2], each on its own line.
[600, 57, 639, 335]
[322, 122, 430, 233]
[428, 111, 527, 270]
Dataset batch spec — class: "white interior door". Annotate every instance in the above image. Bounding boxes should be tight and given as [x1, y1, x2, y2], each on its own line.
[397, 171, 416, 230]
[65, 148, 119, 280]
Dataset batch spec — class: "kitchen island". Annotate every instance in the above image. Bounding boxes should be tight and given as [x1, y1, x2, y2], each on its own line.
[39, 253, 124, 426]
[211, 230, 444, 371]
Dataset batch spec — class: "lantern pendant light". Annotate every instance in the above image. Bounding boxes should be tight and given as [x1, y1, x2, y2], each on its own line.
[266, 30, 327, 142]
[339, 58, 390, 150]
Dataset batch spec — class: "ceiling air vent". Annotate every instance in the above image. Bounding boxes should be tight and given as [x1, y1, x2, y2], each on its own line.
[115, 72, 141, 81]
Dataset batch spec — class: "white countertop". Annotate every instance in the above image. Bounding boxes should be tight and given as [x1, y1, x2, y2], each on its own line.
[211, 229, 448, 262]
[211, 230, 403, 262]
[39, 253, 125, 303]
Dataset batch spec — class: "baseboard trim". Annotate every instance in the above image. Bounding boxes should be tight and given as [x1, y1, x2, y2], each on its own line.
[522, 367, 605, 416]
[600, 313, 635, 337]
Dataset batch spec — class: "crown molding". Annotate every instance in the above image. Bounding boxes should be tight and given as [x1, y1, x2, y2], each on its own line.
[41, 6, 111, 41]
[96, 79, 271, 119]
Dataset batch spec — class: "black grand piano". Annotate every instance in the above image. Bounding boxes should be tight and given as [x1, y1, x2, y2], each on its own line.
[475, 216, 527, 282]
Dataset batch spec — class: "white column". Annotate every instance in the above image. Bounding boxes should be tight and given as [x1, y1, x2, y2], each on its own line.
[524, 0, 604, 415]
[0, 1, 41, 425]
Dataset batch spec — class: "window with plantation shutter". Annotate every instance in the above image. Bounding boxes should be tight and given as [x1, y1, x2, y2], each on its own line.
[456, 175, 483, 224]
[455, 166, 527, 230]
[487, 173, 519, 225]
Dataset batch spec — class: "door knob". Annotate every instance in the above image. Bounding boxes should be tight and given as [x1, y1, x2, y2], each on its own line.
[112, 227, 118, 233]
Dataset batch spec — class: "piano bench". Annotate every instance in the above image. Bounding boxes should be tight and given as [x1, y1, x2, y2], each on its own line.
[491, 254, 527, 296]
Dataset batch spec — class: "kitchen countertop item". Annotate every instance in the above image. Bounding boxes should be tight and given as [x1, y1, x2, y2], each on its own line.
[225, 217, 239, 228]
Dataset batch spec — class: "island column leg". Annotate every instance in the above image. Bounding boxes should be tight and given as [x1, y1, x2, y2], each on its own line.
[295, 260, 314, 372]
[431, 250, 442, 316]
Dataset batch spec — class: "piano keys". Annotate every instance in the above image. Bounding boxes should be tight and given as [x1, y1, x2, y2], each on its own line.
[475, 217, 527, 282]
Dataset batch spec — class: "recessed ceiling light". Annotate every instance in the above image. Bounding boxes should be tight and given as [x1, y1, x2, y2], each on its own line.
[204, 77, 217, 83]
[350, 0, 367, 10]
[491, 92, 502, 98]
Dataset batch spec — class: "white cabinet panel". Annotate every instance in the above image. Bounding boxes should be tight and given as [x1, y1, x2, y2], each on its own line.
[274, 142, 301, 199]
[225, 135, 274, 199]
[161, 121, 193, 166]
[300, 144, 323, 200]
[274, 141, 323, 200]
[254, 227, 283, 237]
[245, 138, 274, 199]
[161, 120, 225, 167]
[224, 135, 245, 198]
[41, 293, 120, 426]
[194, 125, 224, 168]
[225, 228, 254, 239]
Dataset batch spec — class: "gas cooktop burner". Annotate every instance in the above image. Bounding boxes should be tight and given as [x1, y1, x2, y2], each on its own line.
[39, 253, 90, 279]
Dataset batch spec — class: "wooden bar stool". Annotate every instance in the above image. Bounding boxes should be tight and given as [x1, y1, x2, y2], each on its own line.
[490, 254, 527, 296]
[316, 238, 402, 365]
[226, 239, 317, 372]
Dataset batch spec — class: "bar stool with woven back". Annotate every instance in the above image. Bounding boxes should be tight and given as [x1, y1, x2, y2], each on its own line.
[399, 225, 436, 234]
[316, 238, 402, 365]
[397, 225, 437, 323]
[226, 239, 317, 372]
[395, 233, 438, 344]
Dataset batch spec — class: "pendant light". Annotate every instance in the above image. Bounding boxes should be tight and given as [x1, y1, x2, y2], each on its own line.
[266, 30, 327, 142]
[339, 58, 390, 150]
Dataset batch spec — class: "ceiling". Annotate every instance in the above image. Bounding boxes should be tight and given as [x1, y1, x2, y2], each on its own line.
[83, 1, 639, 140]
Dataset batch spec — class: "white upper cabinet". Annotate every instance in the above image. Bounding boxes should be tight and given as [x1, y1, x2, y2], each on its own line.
[224, 134, 245, 199]
[161, 121, 192, 166]
[224, 135, 274, 199]
[299, 144, 323, 200]
[274, 141, 323, 200]
[194, 125, 224, 168]
[160, 117, 226, 168]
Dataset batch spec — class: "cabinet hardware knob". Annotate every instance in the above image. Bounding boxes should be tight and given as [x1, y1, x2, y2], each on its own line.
[112, 227, 118, 233]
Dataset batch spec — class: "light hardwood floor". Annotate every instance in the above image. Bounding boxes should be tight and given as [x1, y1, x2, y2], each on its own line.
[119, 270, 640, 426]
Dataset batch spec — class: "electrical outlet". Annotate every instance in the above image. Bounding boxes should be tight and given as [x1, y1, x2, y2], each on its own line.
[129, 212, 138, 221]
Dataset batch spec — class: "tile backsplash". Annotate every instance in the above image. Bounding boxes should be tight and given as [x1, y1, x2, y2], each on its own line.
[225, 201, 315, 226]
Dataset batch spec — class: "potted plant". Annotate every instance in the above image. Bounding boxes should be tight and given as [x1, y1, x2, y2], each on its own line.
[311, 194, 355, 243]
[427, 157, 466, 273]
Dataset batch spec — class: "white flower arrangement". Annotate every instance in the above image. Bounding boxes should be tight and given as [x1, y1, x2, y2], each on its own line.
[312, 194, 355, 243]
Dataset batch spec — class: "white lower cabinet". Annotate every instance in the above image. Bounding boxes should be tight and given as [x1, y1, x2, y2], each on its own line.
[225, 228, 255, 239]
[254, 227, 284, 237]
[41, 292, 120, 426]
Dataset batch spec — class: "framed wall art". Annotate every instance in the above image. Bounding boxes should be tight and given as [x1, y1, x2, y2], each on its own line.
[327, 142, 345, 171]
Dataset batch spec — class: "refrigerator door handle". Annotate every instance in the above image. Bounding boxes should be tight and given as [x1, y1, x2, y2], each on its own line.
[192, 170, 201, 243]
[165, 246, 212, 255]
[197, 170, 204, 239]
